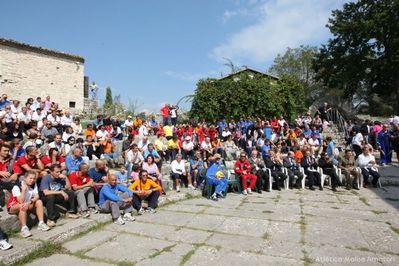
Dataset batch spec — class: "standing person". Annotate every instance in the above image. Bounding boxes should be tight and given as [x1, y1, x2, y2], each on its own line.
[68, 163, 98, 217]
[160, 104, 170, 125]
[357, 146, 380, 188]
[98, 174, 135, 225]
[169, 105, 179, 126]
[338, 149, 361, 190]
[129, 170, 161, 214]
[377, 124, 392, 166]
[234, 152, 257, 195]
[7, 171, 50, 238]
[40, 164, 79, 227]
[205, 154, 228, 201]
[352, 130, 364, 159]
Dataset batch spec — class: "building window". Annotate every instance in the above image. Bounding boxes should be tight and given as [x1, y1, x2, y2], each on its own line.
[69, 101, 76, 108]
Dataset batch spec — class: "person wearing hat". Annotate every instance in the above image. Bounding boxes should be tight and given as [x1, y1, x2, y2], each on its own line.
[205, 153, 227, 201]
[182, 136, 194, 160]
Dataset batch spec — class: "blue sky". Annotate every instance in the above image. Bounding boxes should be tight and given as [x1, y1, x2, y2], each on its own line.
[0, 0, 347, 113]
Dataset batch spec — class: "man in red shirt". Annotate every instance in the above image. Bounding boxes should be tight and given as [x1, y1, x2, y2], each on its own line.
[0, 143, 18, 191]
[235, 152, 257, 195]
[160, 104, 170, 125]
[13, 146, 45, 178]
[68, 163, 97, 217]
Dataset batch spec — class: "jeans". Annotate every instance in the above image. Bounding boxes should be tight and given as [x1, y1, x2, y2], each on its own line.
[132, 190, 160, 210]
[206, 177, 228, 194]
[42, 190, 76, 220]
[361, 167, 380, 185]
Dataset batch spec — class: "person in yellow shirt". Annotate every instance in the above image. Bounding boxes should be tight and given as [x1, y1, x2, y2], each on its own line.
[163, 123, 173, 140]
[167, 135, 180, 162]
[129, 170, 161, 214]
[133, 116, 143, 128]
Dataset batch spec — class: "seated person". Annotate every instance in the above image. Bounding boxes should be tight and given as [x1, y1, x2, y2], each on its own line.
[190, 152, 204, 188]
[65, 147, 84, 174]
[0, 143, 18, 192]
[181, 136, 195, 159]
[301, 150, 322, 190]
[205, 153, 227, 201]
[0, 227, 12, 250]
[318, 152, 340, 192]
[356, 146, 380, 188]
[234, 152, 257, 195]
[339, 149, 361, 190]
[7, 171, 50, 238]
[98, 174, 135, 225]
[248, 150, 270, 192]
[115, 164, 129, 186]
[88, 159, 108, 188]
[13, 146, 45, 180]
[68, 163, 97, 217]
[129, 170, 161, 215]
[101, 136, 116, 161]
[41, 147, 66, 173]
[283, 151, 304, 189]
[170, 153, 189, 192]
[40, 164, 79, 227]
[264, 150, 287, 191]
[142, 155, 164, 194]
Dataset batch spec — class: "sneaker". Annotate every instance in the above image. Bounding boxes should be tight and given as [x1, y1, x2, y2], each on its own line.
[0, 239, 12, 250]
[138, 207, 145, 215]
[176, 186, 180, 192]
[216, 192, 224, 198]
[147, 207, 157, 214]
[89, 207, 98, 214]
[188, 184, 195, 190]
[21, 226, 32, 238]
[38, 221, 50, 231]
[114, 216, 125, 225]
[247, 188, 252, 194]
[65, 213, 80, 219]
[123, 213, 136, 222]
[210, 193, 218, 201]
[47, 219, 56, 228]
[242, 190, 248, 195]
[309, 186, 316, 191]
[82, 211, 90, 218]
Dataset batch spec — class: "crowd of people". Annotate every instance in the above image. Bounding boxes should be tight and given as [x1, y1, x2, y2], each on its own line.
[0, 95, 394, 251]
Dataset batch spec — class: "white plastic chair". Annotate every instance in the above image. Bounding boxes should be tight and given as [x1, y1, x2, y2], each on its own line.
[318, 166, 339, 189]
[359, 167, 382, 188]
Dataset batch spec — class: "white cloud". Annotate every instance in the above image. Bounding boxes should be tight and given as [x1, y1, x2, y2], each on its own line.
[213, 0, 346, 64]
[163, 69, 221, 81]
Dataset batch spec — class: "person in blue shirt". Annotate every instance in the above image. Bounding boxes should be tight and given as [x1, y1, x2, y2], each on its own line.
[98, 174, 135, 225]
[88, 159, 108, 183]
[217, 119, 227, 136]
[263, 122, 273, 140]
[261, 140, 271, 158]
[10, 139, 25, 160]
[0, 94, 11, 110]
[65, 147, 84, 174]
[115, 164, 129, 186]
[205, 154, 228, 201]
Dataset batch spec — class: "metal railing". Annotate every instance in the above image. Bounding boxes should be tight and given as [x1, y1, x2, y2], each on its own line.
[327, 108, 349, 140]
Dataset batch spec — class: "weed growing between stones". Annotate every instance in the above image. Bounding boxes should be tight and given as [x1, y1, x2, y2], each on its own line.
[180, 243, 204, 265]
[359, 197, 371, 206]
[13, 242, 64, 266]
[390, 225, 399, 235]
[371, 210, 388, 215]
[148, 244, 177, 259]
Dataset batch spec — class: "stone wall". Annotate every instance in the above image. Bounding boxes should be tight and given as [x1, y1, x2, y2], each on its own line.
[0, 43, 85, 112]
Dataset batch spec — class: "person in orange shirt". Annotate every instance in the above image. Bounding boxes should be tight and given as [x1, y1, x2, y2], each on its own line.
[84, 124, 96, 138]
[129, 170, 161, 215]
[133, 116, 143, 128]
[102, 137, 116, 161]
[294, 146, 304, 164]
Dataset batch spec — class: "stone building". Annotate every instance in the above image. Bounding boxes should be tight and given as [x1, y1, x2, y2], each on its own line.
[0, 37, 87, 112]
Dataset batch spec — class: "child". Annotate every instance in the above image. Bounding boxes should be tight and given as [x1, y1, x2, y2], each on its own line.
[7, 171, 50, 238]
[130, 164, 141, 182]
[115, 164, 129, 186]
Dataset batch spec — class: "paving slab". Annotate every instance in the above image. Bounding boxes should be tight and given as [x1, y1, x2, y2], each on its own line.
[85, 234, 175, 263]
[215, 216, 269, 237]
[26, 254, 112, 266]
[186, 245, 299, 266]
[185, 214, 226, 231]
[0, 238, 43, 265]
[136, 243, 194, 266]
[63, 230, 119, 253]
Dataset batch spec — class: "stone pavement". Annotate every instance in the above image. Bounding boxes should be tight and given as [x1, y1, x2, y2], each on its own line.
[15, 185, 399, 266]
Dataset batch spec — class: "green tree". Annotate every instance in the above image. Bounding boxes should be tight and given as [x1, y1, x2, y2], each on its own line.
[313, 0, 399, 115]
[269, 46, 327, 108]
[104, 87, 113, 110]
[189, 73, 305, 121]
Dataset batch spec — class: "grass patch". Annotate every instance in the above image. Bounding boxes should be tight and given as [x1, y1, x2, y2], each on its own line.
[301, 249, 313, 266]
[351, 190, 359, 195]
[299, 216, 306, 245]
[262, 210, 274, 214]
[185, 193, 194, 200]
[149, 244, 176, 259]
[331, 206, 340, 209]
[390, 226, 399, 235]
[13, 242, 64, 266]
[117, 261, 135, 266]
[262, 232, 271, 240]
[359, 197, 371, 206]
[180, 249, 196, 265]
[371, 210, 388, 215]
[358, 247, 371, 252]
